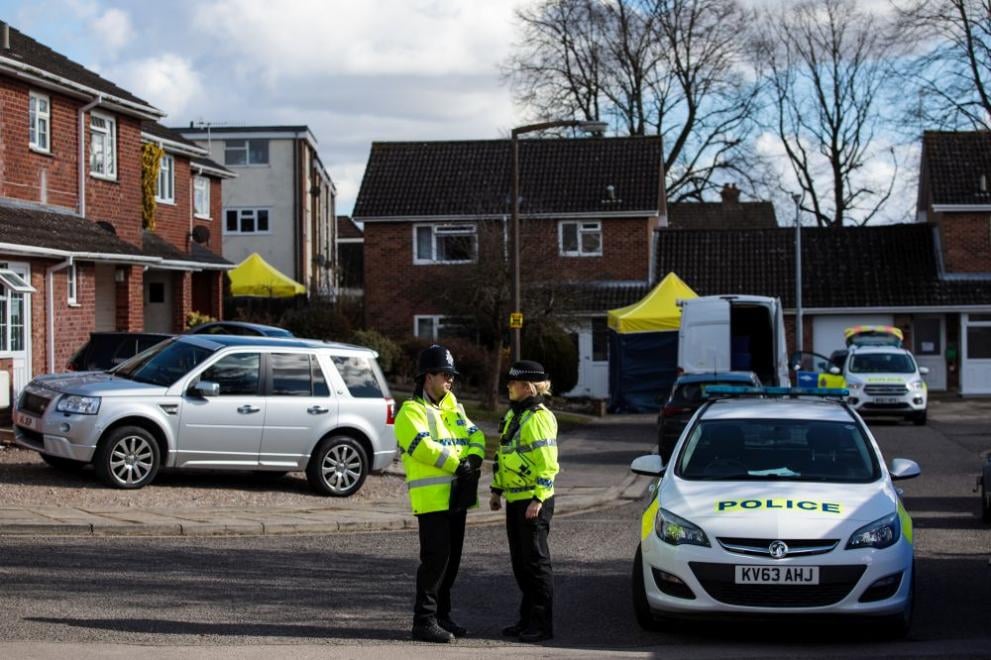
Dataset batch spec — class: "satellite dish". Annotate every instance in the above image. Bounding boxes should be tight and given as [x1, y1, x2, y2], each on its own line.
[191, 226, 211, 244]
[96, 221, 117, 235]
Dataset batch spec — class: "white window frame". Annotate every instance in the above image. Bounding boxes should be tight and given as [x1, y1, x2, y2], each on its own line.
[414, 315, 473, 341]
[558, 220, 603, 257]
[89, 111, 117, 180]
[224, 139, 269, 166]
[0, 263, 35, 357]
[29, 91, 50, 153]
[193, 176, 211, 218]
[412, 223, 478, 265]
[156, 154, 175, 204]
[224, 207, 271, 235]
[66, 263, 78, 305]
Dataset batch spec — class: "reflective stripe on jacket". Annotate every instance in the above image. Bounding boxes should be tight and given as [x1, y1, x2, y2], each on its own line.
[394, 391, 486, 515]
[492, 403, 559, 503]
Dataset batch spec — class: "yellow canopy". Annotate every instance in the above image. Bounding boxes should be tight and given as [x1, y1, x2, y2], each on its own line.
[607, 272, 698, 334]
[227, 253, 306, 298]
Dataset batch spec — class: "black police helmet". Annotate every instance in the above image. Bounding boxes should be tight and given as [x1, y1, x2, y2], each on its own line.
[506, 359, 549, 382]
[417, 344, 459, 377]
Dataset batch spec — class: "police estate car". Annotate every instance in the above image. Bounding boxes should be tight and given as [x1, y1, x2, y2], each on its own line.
[630, 387, 920, 638]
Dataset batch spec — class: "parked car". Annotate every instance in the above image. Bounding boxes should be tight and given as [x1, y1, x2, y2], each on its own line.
[632, 387, 920, 638]
[844, 344, 928, 425]
[14, 335, 395, 496]
[186, 321, 294, 337]
[68, 332, 173, 371]
[657, 371, 761, 464]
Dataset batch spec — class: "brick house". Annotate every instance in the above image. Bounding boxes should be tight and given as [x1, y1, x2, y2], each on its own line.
[0, 23, 230, 402]
[352, 136, 665, 394]
[176, 125, 337, 297]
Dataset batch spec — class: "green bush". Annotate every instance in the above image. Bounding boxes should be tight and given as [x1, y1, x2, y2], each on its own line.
[279, 303, 352, 341]
[350, 329, 401, 375]
[521, 319, 579, 395]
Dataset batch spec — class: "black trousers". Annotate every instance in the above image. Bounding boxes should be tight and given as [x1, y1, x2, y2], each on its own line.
[414, 508, 467, 625]
[505, 497, 554, 633]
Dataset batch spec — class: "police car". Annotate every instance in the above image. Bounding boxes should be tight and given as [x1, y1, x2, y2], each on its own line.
[630, 387, 920, 638]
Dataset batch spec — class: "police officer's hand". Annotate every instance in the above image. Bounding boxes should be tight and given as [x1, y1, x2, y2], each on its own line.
[526, 499, 542, 520]
[489, 492, 502, 511]
[466, 454, 483, 471]
[455, 459, 474, 479]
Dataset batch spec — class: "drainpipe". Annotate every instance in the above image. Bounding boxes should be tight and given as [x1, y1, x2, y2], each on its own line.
[78, 96, 102, 217]
[47, 257, 73, 372]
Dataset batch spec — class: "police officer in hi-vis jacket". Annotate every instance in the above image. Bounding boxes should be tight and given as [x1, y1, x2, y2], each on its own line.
[394, 344, 485, 643]
[489, 359, 560, 643]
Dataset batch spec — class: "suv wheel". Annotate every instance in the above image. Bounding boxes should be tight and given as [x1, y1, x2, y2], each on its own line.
[307, 436, 368, 497]
[912, 411, 927, 426]
[94, 426, 161, 489]
[40, 453, 87, 472]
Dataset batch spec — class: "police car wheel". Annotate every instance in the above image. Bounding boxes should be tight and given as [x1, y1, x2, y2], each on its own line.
[632, 546, 667, 632]
[306, 436, 368, 497]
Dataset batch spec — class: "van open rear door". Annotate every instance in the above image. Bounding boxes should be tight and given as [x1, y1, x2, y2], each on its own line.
[678, 297, 731, 373]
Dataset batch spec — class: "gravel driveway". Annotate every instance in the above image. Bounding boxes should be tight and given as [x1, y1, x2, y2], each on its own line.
[0, 444, 407, 509]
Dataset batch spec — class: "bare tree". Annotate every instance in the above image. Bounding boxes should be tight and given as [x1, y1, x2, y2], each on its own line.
[505, 0, 764, 202]
[754, 0, 899, 227]
[893, 0, 991, 130]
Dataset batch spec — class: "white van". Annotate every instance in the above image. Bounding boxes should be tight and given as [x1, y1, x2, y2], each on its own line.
[677, 295, 791, 386]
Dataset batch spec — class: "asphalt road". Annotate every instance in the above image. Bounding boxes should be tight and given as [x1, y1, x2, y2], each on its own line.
[0, 417, 989, 658]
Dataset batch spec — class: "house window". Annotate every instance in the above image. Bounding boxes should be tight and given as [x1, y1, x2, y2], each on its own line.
[156, 154, 174, 203]
[559, 220, 602, 257]
[225, 208, 270, 234]
[67, 264, 77, 305]
[966, 314, 991, 359]
[413, 224, 477, 264]
[29, 91, 50, 152]
[89, 112, 116, 179]
[224, 139, 269, 166]
[194, 176, 210, 218]
[0, 266, 35, 354]
[414, 315, 474, 341]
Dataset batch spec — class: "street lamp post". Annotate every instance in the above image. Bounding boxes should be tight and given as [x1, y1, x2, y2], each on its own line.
[510, 119, 607, 362]
[793, 193, 803, 353]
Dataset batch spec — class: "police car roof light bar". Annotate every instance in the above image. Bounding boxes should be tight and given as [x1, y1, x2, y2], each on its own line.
[703, 385, 849, 399]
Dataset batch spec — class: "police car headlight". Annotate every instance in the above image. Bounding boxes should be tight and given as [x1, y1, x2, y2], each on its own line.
[56, 395, 101, 415]
[656, 508, 710, 547]
[846, 512, 900, 550]
[910, 380, 925, 391]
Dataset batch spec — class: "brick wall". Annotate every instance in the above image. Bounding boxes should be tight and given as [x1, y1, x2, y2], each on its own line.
[115, 266, 144, 332]
[172, 271, 192, 330]
[936, 212, 991, 273]
[154, 156, 192, 249]
[364, 216, 655, 338]
[86, 113, 143, 246]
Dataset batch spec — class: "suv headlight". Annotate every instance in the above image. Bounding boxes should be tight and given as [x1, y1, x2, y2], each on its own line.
[910, 379, 925, 391]
[846, 512, 900, 549]
[56, 395, 101, 415]
[847, 381, 862, 390]
[656, 507, 710, 547]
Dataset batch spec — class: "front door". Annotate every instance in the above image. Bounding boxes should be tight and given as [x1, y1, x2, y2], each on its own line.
[913, 316, 946, 391]
[175, 351, 265, 467]
[961, 313, 991, 395]
[0, 261, 33, 395]
[564, 318, 609, 398]
[144, 270, 174, 333]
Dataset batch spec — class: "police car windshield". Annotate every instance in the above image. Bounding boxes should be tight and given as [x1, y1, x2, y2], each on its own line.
[676, 419, 880, 483]
[849, 353, 916, 374]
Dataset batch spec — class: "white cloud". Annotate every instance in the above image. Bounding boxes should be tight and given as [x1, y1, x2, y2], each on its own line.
[107, 54, 203, 116]
[90, 7, 133, 52]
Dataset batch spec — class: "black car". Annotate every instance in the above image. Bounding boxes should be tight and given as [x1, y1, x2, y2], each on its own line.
[656, 371, 762, 464]
[68, 332, 173, 371]
[186, 321, 294, 337]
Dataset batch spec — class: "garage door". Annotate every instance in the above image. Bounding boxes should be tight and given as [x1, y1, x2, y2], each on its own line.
[812, 315, 893, 356]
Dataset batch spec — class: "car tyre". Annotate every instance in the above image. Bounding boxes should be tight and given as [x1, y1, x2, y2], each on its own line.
[632, 545, 667, 632]
[911, 411, 926, 426]
[981, 469, 991, 523]
[94, 425, 161, 489]
[307, 435, 368, 497]
[40, 453, 87, 472]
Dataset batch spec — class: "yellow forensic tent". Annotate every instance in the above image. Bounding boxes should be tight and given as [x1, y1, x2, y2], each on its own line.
[227, 253, 306, 298]
[607, 272, 698, 333]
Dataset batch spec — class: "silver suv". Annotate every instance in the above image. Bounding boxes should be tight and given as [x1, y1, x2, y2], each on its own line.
[13, 335, 396, 496]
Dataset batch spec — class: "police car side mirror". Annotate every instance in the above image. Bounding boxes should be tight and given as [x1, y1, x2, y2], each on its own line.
[889, 458, 921, 481]
[631, 454, 665, 476]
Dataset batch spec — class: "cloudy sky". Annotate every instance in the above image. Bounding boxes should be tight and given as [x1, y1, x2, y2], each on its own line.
[2, 0, 912, 222]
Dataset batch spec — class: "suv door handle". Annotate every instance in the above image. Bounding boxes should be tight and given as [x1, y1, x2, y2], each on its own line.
[237, 405, 260, 414]
[307, 405, 329, 414]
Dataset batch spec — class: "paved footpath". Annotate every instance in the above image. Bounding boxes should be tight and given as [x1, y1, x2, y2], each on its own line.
[0, 414, 657, 538]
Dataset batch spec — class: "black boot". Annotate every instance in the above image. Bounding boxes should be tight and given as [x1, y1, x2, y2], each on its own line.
[437, 617, 467, 637]
[502, 621, 525, 637]
[518, 606, 552, 643]
[519, 626, 553, 643]
[411, 621, 455, 643]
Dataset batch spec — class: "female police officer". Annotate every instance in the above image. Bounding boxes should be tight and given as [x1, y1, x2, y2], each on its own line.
[489, 359, 560, 643]
[394, 344, 485, 643]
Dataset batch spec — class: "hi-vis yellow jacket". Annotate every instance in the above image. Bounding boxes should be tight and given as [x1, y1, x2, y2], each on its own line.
[492, 403, 559, 503]
[394, 391, 486, 515]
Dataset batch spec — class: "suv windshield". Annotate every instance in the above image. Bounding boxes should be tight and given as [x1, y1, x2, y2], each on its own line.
[113, 339, 217, 386]
[676, 418, 880, 483]
[849, 352, 916, 374]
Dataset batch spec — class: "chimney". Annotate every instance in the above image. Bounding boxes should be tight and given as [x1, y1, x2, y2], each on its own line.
[2, 22, 10, 51]
[720, 183, 741, 205]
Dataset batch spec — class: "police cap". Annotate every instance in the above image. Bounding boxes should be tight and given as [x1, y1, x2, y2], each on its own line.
[417, 344, 459, 377]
